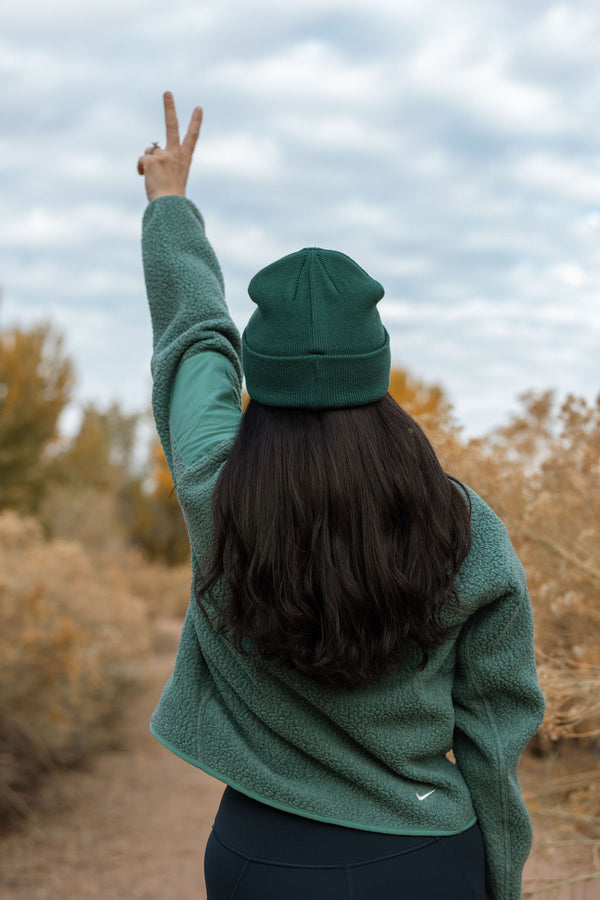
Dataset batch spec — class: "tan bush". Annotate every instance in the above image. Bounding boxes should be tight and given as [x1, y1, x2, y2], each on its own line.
[37, 482, 127, 551]
[0, 510, 154, 826]
[122, 554, 191, 620]
[439, 392, 600, 749]
[92, 544, 191, 620]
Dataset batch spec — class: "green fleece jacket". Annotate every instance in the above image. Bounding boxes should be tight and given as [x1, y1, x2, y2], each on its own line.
[141, 195, 545, 900]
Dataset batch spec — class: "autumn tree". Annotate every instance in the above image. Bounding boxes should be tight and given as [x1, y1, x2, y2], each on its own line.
[0, 322, 74, 513]
[40, 402, 142, 549]
[390, 365, 464, 450]
[126, 438, 190, 565]
[388, 367, 451, 426]
[47, 402, 140, 492]
[445, 389, 600, 748]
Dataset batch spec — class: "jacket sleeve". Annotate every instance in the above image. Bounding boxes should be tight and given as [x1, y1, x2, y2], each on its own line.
[141, 194, 243, 478]
[452, 554, 545, 900]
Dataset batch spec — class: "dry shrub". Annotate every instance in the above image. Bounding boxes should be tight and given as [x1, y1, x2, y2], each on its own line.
[93, 545, 191, 620]
[434, 391, 600, 866]
[36, 479, 191, 618]
[436, 391, 600, 752]
[0, 510, 154, 827]
[536, 650, 600, 743]
[37, 482, 127, 551]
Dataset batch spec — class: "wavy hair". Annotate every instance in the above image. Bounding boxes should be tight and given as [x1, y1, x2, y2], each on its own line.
[194, 392, 472, 690]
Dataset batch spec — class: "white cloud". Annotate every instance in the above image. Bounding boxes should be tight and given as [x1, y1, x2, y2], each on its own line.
[0, 205, 139, 247]
[505, 260, 600, 312]
[1, 294, 115, 348]
[0, 38, 101, 94]
[404, 32, 570, 135]
[547, 262, 587, 288]
[276, 113, 399, 153]
[209, 41, 388, 106]
[570, 212, 600, 240]
[198, 133, 285, 179]
[332, 200, 399, 231]
[135, 3, 217, 39]
[511, 153, 600, 202]
[206, 216, 285, 271]
[534, 4, 600, 62]
[380, 297, 525, 324]
[377, 256, 430, 277]
[1, 0, 157, 30]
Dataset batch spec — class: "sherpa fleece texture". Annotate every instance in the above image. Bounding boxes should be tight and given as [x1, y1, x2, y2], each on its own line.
[141, 194, 546, 900]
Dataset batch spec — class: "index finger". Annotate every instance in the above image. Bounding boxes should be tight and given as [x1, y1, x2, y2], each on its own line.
[164, 92, 180, 149]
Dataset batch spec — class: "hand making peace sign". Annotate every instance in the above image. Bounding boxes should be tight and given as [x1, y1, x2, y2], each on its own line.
[137, 92, 203, 202]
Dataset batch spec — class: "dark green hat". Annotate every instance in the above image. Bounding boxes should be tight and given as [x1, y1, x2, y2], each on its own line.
[242, 247, 391, 408]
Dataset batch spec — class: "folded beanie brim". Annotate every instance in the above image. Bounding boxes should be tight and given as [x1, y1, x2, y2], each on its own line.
[242, 330, 391, 408]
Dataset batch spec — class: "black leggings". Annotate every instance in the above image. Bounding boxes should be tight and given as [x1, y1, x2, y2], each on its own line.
[204, 786, 486, 899]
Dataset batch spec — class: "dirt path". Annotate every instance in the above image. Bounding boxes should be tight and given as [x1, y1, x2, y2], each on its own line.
[0, 618, 598, 899]
[0, 619, 221, 900]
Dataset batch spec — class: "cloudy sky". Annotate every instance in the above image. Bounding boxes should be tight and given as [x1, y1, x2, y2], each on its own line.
[2, 0, 599, 442]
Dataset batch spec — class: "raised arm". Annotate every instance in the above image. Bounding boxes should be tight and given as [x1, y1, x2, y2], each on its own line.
[139, 94, 243, 479]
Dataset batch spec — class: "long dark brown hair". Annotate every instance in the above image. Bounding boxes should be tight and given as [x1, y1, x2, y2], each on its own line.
[194, 392, 472, 690]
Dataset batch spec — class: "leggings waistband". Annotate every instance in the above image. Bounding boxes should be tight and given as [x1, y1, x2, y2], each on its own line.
[212, 785, 477, 867]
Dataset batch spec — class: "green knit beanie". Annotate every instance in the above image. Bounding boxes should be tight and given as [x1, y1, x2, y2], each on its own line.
[241, 247, 391, 408]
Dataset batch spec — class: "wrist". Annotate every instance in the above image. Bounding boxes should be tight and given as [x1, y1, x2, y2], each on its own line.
[150, 191, 186, 201]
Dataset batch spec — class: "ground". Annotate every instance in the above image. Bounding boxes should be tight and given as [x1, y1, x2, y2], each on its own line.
[0, 618, 598, 899]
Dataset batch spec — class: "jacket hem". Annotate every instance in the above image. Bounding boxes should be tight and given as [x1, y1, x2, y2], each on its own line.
[148, 721, 478, 837]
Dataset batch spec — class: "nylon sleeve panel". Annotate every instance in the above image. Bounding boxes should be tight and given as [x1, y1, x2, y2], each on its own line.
[170, 351, 242, 466]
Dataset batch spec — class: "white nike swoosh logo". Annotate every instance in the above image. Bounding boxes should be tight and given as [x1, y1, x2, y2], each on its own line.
[416, 789, 436, 801]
